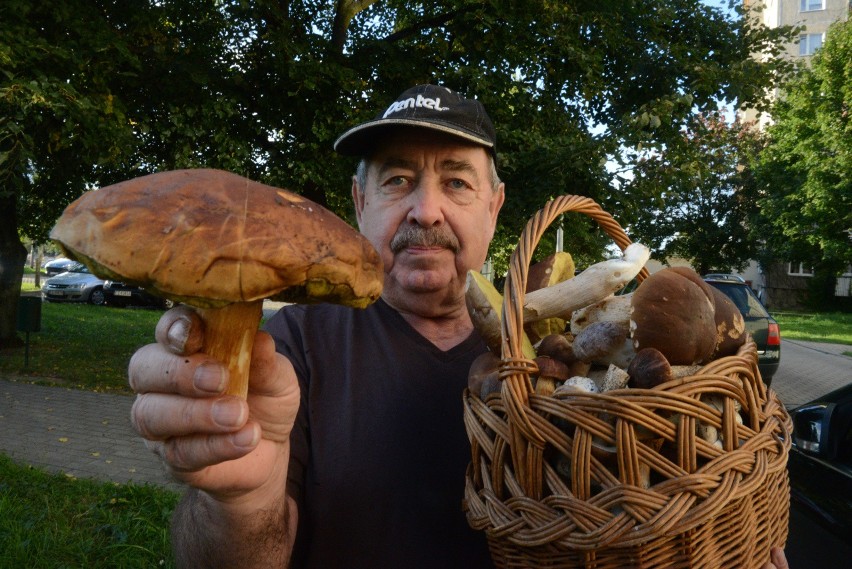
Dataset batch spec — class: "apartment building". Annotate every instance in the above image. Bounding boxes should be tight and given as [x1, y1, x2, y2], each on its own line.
[742, 0, 850, 125]
[738, 0, 851, 309]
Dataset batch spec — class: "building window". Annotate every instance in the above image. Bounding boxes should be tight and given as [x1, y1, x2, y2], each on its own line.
[800, 0, 825, 11]
[799, 33, 825, 56]
[788, 262, 815, 276]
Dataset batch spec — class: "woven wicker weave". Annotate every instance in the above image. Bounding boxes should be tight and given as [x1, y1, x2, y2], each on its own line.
[463, 195, 791, 568]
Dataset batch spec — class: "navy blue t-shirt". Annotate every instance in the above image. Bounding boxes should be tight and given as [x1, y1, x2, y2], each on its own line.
[264, 299, 494, 568]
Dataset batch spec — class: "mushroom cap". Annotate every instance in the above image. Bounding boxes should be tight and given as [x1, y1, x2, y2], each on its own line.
[627, 347, 674, 389]
[534, 356, 571, 381]
[572, 320, 628, 363]
[50, 169, 384, 308]
[707, 286, 747, 358]
[525, 251, 575, 293]
[629, 268, 716, 365]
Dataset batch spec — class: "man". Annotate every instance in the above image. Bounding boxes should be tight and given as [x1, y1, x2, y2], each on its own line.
[129, 84, 505, 567]
[128, 84, 790, 569]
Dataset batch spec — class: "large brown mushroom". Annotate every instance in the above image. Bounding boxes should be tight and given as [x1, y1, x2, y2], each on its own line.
[629, 267, 717, 365]
[50, 169, 384, 397]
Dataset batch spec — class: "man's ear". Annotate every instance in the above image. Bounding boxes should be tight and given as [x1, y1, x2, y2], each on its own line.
[351, 176, 365, 229]
[487, 182, 506, 238]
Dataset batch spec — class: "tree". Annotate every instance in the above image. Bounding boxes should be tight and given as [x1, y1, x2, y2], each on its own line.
[754, 17, 852, 289]
[623, 113, 765, 275]
[1, 1, 239, 346]
[1, 0, 797, 346]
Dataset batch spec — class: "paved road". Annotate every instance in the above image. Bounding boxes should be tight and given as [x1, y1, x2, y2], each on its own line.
[771, 339, 851, 408]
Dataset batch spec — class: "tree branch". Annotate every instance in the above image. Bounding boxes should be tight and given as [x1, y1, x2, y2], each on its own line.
[332, 0, 380, 52]
[381, 8, 469, 44]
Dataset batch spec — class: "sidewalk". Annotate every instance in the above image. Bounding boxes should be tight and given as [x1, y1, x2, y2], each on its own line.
[1, 339, 849, 491]
[0, 300, 286, 491]
[0, 378, 184, 492]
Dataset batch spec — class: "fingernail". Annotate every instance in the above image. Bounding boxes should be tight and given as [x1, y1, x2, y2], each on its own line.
[194, 363, 225, 393]
[231, 426, 259, 448]
[212, 399, 246, 428]
[167, 316, 191, 351]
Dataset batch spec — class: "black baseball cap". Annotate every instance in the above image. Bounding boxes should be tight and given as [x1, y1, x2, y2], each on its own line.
[333, 84, 496, 158]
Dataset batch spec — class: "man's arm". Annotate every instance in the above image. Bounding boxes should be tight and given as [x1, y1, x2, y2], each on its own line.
[172, 490, 298, 569]
[129, 307, 302, 567]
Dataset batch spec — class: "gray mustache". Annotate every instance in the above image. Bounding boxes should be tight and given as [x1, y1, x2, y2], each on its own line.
[390, 225, 460, 254]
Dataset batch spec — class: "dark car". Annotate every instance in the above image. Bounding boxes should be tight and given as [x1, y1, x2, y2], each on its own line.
[103, 280, 175, 309]
[703, 274, 781, 385]
[785, 384, 852, 567]
[43, 257, 76, 276]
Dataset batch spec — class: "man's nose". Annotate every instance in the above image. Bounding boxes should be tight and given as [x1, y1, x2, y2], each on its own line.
[406, 181, 445, 227]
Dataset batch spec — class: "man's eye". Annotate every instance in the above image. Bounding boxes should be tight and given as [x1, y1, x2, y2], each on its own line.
[447, 179, 469, 190]
[387, 176, 408, 187]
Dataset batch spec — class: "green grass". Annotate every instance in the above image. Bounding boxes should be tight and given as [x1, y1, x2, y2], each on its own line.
[774, 311, 852, 345]
[1, 302, 162, 393]
[0, 455, 178, 568]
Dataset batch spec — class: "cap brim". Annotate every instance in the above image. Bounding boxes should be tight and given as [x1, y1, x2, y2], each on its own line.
[334, 118, 495, 157]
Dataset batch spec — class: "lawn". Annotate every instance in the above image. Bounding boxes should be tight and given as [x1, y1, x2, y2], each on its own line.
[1, 301, 162, 393]
[0, 455, 178, 568]
[774, 311, 852, 346]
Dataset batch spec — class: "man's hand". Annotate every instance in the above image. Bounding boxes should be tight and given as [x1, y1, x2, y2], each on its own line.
[128, 305, 300, 503]
[761, 547, 789, 569]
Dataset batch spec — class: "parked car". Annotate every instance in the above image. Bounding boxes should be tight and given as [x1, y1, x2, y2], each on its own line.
[102, 280, 175, 309]
[42, 262, 106, 305]
[785, 383, 852, 567]
[703, 274, 781, 385]
[43, 257, 76, 276]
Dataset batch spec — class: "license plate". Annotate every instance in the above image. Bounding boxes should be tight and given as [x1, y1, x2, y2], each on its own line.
[114, 290, 132, 297]
[47, 291, 64, 297]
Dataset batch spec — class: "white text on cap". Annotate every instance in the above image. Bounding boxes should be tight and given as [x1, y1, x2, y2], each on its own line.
[382, 94, 450, 118]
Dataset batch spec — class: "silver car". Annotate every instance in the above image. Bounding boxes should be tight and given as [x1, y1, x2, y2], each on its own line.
[42, 262, 106, 305]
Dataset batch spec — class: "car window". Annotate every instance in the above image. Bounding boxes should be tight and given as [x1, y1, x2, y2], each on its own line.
[707, 282, 770, 318]
[68, 262, 89, 273]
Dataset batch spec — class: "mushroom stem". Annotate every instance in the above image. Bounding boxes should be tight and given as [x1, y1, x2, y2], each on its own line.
[197, 300, 264, 398]
[523, 243, 649, 323]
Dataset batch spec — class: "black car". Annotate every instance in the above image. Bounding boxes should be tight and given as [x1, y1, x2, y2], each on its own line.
[785, 383, 852, 566]
[103, 280, 175, 309]
[703, 274, 781, 385]
[43, 257, 76, 276]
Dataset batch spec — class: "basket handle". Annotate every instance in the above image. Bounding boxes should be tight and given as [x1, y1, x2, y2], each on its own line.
[498, 195, 648, 497]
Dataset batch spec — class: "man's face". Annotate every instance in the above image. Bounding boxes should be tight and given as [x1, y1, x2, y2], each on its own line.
[352, 131, 504, 319]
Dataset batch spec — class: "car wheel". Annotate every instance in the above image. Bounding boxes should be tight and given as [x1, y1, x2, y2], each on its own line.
[89, 287, 106, 306]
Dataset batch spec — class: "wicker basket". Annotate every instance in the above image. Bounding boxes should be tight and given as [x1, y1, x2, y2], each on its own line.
[463, 195, 791, 569]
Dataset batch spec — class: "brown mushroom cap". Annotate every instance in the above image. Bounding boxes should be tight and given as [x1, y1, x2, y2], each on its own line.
[536, 333, 576, 364]
[627, 347, 674, 389]
[629, 267, 716, 365]
[468, 351, 501, 398]
[707, 286, 747, 358]
[49, 169, 383, 308]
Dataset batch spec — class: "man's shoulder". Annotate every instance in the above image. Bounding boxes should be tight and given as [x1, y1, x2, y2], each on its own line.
[267, 298, 388, 330]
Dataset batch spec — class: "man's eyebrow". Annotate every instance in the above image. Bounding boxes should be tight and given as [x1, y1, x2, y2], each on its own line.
[375, 157, 417, 177]
[441, 158, 479, 177]
[374, 156, 480, 181]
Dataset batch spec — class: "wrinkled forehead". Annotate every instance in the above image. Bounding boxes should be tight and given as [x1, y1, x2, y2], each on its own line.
[366, 130, 491, 175]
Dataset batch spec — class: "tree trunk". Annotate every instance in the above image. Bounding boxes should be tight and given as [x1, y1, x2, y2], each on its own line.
[0, 193, 28, 348]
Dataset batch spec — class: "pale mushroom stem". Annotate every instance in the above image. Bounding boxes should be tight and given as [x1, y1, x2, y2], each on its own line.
[197, 300, 264, 398]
